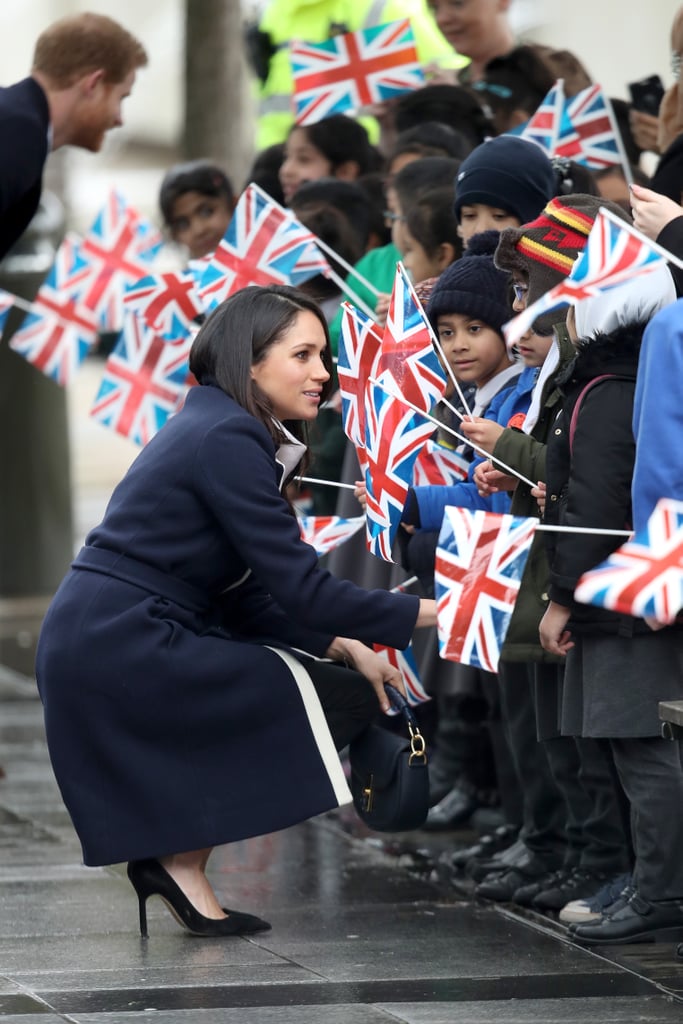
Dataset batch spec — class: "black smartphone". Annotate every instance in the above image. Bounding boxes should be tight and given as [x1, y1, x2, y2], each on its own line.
[628, 74, 665, 116]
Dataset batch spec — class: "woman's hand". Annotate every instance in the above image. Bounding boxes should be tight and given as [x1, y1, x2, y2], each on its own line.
[630, 182, 683, 240]
[328, 637, 406, 710]
[629, 108, 661, 153]
[539, 601, 574, 656]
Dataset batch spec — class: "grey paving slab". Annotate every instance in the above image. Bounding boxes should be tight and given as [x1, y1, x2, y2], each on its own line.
[73, 1009, 395, 1023]
[0, 933, 287, 977]
[0, 1017, 65, 1024]
[52, 1004, 683, 1024]
[379, 996, 683, 1023]
[251, 903, 614, 982]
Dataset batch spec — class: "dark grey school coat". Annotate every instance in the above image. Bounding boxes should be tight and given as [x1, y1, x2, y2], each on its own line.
[36, 385, 419, 865]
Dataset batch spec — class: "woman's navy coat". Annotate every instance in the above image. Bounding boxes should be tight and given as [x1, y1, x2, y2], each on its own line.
[36, 385, 419, 866]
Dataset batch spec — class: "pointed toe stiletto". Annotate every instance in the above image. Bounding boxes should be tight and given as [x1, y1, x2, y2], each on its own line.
[126, 858, 271, 938]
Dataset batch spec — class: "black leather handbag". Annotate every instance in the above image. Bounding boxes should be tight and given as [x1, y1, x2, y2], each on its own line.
[349, 683, 429, 832]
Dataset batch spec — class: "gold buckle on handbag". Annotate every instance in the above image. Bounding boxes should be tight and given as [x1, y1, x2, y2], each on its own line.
[408, 724, 427, 765]
[362, 775, 374, 812]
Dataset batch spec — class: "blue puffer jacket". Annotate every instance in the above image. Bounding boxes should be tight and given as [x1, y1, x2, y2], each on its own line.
[411, 364, 538, 531]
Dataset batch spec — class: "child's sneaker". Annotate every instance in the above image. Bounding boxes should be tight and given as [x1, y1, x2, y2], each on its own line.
[559, 872, 632, 924]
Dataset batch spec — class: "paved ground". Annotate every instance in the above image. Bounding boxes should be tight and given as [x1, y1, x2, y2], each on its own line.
[1, 664, 682, 1023]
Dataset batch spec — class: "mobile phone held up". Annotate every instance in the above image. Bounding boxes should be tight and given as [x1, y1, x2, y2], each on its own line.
[628, 74, 666, 116]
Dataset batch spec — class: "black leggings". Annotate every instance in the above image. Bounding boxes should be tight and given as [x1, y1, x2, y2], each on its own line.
[306, 659, 379, 751]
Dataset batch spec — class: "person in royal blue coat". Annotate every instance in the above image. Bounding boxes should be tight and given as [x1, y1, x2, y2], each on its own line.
[0, 12, 146, 260]
[36, 285, 436, 938]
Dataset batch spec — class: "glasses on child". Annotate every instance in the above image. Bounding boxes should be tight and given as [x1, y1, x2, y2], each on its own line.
[512, 283, 529, 303]
[384, 210, 405, 225]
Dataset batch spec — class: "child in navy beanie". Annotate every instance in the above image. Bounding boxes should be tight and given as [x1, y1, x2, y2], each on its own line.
[427, 230, 513, 342]
[454, 135, 557, 248]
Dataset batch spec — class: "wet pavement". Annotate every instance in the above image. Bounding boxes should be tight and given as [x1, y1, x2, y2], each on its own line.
[1, 664, 682, 1022]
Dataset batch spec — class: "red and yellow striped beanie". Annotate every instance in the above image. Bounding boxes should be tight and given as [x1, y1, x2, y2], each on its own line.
[494, 194, 631, 334]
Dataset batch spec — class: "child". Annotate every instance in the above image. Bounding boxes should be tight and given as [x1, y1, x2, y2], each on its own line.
[397, 231, 530, 832]
[401, 186, 461, 287]
[459, 196, 637, 909]
[453, 135, 556, 248]
[278, 114, 378, 206]
[159, 159, 235, 260]
[538, 265, 683, 945]
[402, 231, 526, 534]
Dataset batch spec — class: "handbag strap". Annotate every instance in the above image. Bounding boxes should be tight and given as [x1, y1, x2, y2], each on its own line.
[384, 683, 427, 764]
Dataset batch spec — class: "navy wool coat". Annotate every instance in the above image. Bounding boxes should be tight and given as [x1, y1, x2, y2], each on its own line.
[36, 386, 419, 866]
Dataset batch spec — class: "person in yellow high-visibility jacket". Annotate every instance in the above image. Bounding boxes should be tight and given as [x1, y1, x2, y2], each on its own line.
[252, 0, 466, 151]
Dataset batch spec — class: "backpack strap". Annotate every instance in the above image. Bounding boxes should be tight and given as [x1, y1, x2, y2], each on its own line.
[568, 374, 617, 455]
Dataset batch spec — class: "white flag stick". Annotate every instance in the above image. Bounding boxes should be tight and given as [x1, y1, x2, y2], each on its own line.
[314, 237, 381, 298]
[600, 205, 683, 270]
[395, 259, 474, 418]
[368, 375, 537, 489]
[534, 523, 631, 537]
[324, 266, 378, 322]
[390, 575, 419, 592]
[249, 180, 382, 297]
[295, 476, 357, 491]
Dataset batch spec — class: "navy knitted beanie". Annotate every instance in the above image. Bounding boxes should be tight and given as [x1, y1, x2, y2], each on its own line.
[453, 135, 557, 225]
[427, 231, 512, 334]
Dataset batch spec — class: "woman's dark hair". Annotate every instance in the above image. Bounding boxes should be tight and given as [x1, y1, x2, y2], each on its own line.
[159, 159, 234, 225]
[293, 114, 376, 175]
[404, 187, 462, 261]
[189, 286, 334, 446]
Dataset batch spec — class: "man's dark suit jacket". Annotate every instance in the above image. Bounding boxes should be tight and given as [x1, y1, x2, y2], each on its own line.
[0, 77, 50, 261]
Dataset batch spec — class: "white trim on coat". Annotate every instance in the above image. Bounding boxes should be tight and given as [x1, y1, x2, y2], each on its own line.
[265, 646, 353, 807]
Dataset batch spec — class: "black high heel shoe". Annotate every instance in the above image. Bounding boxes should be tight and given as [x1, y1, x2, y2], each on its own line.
[126, 858, 271, 938]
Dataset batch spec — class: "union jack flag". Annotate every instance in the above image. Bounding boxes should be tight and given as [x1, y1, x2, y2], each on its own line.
[503, 208, 667, 347]
[435, 507, 536, 673]
[291, 19, 423, 125]
[363, 265, 447, 560]
[298, 514, 365, 555]
[9, 233, 98, 384]
[372, 642, 431, 707]
[566, 84, 624, 170]
[574, 498, 683, 625]
[377, 263, 447, 410]
[337, 302, 383, 471]
[123, 270, 205, 341]
[0, 288, 16, 334]
[413, 438, 469, 487]
[90, 311, 192, 446]
[198, 184, 329, 311]
[80, 190, 163, 331]
[521, 80, 566, 154]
